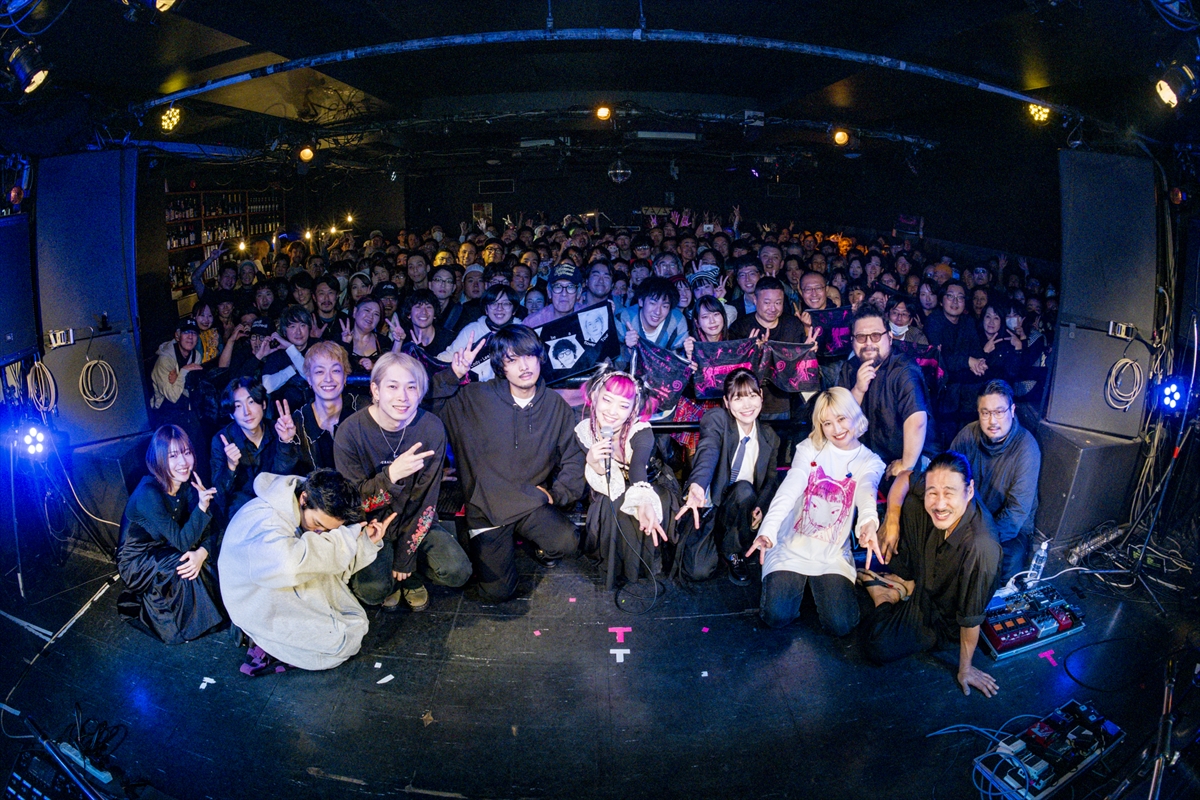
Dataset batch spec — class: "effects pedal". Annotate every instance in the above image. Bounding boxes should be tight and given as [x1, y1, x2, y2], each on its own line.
[982, 583, 1085, 660]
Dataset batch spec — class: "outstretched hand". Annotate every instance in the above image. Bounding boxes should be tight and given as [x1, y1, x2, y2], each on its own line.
[636, 505, 668, 547]
[364, 511, 397, 544]
[858, 518, 883, 571]
[274, 400, 296, 443]
[451, 333, 487, 379]
[673, 483, 706, 529]
[958, 666, 999, 698]
[190, 474, 217, 514]
[387, 442, 437, 482]
[745, 534, 772, 565]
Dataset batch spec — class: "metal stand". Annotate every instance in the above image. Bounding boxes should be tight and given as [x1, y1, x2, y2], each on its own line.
[1083, 420, 1195, 614]
[9, 440, 24, 599]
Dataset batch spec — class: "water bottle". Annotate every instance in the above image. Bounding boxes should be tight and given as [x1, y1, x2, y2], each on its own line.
[1027, 541, 1049, 586]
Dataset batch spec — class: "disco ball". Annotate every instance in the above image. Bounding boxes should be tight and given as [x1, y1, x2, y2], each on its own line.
[607, 158, 632, 184]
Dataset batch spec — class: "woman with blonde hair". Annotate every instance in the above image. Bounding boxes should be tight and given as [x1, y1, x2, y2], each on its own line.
[745, 387, 885, 636]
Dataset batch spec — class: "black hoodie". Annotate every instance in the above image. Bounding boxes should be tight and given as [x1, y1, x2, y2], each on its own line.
[429, 371, 585, 529]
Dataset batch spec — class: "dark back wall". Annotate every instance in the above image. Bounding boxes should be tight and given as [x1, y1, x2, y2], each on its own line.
[405, 120, 1064, 261]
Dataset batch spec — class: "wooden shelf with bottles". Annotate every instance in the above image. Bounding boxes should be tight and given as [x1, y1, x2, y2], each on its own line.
[164, 188, 287, 302]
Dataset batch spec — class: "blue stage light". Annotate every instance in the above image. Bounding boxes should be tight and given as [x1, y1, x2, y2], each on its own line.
[1159, 377, 1191, 415]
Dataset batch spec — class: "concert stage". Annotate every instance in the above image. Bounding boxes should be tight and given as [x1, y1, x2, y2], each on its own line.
[0, 541, 1196, 799]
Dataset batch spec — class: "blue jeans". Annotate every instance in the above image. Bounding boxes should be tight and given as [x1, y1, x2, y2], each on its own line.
[760, 570, 860, 637]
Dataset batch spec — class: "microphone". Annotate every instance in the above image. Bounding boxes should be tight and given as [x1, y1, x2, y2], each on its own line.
[600, 425, 614, 483]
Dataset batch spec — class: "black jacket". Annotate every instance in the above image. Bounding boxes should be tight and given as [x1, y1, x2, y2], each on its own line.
[429, 371, 585, 529]
[686, 407, 781, 512]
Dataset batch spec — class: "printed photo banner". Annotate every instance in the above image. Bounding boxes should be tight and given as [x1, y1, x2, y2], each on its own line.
[692, 339, 760, 400]
[635, 339, 692, 414]
[891, 340, 944, 390]
[806, 306, 855, 356]
[533, 301, 621, 384]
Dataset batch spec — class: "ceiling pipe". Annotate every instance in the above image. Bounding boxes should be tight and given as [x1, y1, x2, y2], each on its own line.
[129, 27, 1081, 121]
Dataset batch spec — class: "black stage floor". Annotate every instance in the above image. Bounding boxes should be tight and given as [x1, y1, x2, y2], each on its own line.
[1, 538, 1197, 800]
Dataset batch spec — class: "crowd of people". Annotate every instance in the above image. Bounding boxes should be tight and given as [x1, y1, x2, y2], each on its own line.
[121, 210, 1058, 695]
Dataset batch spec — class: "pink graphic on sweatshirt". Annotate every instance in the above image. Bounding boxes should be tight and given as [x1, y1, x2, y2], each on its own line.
[792, 465, 856, 545]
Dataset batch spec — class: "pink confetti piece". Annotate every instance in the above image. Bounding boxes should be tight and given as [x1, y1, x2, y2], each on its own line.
[569, 597, 576, 602]
[533, 630, 541, 636]
[701, 627, 709, 633]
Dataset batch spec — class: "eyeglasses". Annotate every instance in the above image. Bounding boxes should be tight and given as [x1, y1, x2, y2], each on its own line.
[488, 301, 514, 310]
[430, 277, 454, 285]
[852, 331, 889, 344]
[551, 284, 578, 294]
[979, 407, 1012, 420]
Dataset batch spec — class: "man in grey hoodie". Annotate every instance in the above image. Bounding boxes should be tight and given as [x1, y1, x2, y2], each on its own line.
[218, 469, 390, 672]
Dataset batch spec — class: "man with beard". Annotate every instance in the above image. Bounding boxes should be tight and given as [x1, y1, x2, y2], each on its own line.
[312, 275, 343, 341]
[835, 307, 932, 487]
[428, 326, 585, 601]
[334, 353, 471, 612]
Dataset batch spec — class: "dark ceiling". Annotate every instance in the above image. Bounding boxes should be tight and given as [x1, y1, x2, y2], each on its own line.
[2, 0, 1197, 177]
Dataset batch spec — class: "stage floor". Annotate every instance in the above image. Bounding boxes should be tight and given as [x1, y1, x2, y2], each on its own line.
[0, 540, 1196, 800]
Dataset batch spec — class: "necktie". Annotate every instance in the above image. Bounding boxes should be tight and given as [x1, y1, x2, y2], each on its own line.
[729, 436, 751, 485]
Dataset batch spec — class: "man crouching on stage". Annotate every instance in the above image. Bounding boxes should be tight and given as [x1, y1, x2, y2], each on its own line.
[218, 469, 394, 675]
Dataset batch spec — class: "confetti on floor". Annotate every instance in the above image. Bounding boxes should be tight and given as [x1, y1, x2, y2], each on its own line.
[421, 710, 435, 727]
[376, 674, 394, 685]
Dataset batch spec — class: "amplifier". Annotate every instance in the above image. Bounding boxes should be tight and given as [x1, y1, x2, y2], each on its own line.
[981, 584, 1086, 660]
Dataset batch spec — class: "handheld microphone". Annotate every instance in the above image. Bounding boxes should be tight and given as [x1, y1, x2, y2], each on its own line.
[600, 426, 614, 482]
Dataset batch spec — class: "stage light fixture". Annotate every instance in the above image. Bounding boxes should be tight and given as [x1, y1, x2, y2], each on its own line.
[1028, 104, 1051, 124]
[346, 214, 353, 224]
[13, 424, 48, 460]
[238, 241, 246, 251]
[596, 105, 612, 121]
[161, 105, 181, 133]
[304, 230, 312, 240]
[296, 142, 316, 163]
[1159, 378, 1189, 413]
[6, 42, 48, 95]
[1157, 63, 1198, 108]
[832, 128, 850, 146]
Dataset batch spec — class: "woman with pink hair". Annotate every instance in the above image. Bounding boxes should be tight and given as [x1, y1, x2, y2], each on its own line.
[576, 371, 682, 587]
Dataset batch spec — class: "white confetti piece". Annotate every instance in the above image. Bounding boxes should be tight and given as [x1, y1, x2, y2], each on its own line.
[374, 662, 382, 669]
[377, 674, 395, 685]
[701, 671, 709, 677]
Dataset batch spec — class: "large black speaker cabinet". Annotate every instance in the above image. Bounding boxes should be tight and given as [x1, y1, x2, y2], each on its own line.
[1058, 151, 1158, 334]
[1035, 420, 1143, 549]
[1047, 151, 1159, 436]
[0, 214, 38, 367]
[69, 432, 151, 550]
[1182, 215, 1200, 350]
[1045, 324, 1150, 440]
[35, 149, 168, 447]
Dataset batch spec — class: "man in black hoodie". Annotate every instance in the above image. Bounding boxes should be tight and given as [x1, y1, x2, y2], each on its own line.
[429, 325, 585, 601]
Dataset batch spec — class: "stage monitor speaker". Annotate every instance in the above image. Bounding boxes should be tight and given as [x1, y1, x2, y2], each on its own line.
[69, 432, 151, 550]
[1058, 150, 1158, 335]
[1044, 324, 1149, 439]
[1034, 420, 1142, 549]
[0, 214, 38, 367]
[35, 149, 165, 447]
[1181, 215, 1200, 349]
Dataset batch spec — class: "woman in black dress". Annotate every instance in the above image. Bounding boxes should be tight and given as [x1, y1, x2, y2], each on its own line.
[117, 425, 225, 644]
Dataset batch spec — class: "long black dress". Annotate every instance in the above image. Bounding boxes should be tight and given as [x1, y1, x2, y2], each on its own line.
[116, 477, 226, 644]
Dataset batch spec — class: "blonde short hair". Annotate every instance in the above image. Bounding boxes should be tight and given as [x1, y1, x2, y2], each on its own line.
[371, 351, 428, 401]
[303, 340, 351, 381]
[808, 386, 868, 449]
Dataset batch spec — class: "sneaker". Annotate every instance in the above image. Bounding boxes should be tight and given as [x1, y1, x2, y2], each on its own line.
[402, 582, 430, 612]
[727, 554, 750, 587]
[531, 548, 560, 568]
[381, 588, 404, 613]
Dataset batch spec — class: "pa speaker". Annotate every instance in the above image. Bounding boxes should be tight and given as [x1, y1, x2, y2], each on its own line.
[1044, 324, 1150, 439]
[0, 214, 37, 367]
[68, 432, 152, 550]
[1058, 150, 1158, 335]
[1034, 420, 1142, 549]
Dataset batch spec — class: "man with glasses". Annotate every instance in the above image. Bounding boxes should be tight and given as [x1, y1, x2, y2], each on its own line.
[948, 380, 1039, 580]
[836, 307, 932, 488]
[886, 297, 928, 345]
[731, 255, 762, 316]
[522, 263, 583, 327]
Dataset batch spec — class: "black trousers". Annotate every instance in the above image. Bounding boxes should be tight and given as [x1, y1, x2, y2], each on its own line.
[864, 589, 955, 665]
[717, 480, 758, 558]
[469, 505, 578, 601]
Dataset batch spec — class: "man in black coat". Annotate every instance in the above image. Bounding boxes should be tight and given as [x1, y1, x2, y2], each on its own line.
[429, 325, 585, 601]
[676, 368, 781, 585]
